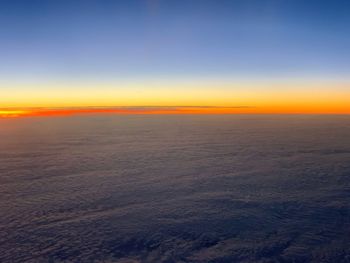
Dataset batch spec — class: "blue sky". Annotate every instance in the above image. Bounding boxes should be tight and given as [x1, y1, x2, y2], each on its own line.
[0, 0, 349, 82]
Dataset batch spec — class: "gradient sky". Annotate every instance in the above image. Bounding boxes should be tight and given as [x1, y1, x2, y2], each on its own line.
[0, 0, 350, 114]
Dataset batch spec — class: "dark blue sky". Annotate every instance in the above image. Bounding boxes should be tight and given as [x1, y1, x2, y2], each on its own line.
[0, 0, 349, 81]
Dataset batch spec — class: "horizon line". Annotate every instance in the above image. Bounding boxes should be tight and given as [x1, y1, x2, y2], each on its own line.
[1, 106, 350, 118]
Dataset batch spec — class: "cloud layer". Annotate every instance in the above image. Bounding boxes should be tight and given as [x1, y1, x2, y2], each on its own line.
[1, 115, 350, 262]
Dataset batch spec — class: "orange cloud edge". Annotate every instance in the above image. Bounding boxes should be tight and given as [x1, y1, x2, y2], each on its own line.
[0, 106, 349, 118]
[0, 106, 256, 118]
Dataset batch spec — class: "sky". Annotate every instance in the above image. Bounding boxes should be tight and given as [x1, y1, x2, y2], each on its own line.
[0, 0, 350, 115]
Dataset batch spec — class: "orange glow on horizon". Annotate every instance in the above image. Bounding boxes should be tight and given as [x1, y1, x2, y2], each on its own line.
[0, 105, 350, 118]
[1, 80, 350, 116]
[0, 107, 254, 118]
[0, 110, 30, 118]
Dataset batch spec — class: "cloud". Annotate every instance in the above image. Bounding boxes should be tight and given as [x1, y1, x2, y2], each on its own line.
[0, 106, 256, 118]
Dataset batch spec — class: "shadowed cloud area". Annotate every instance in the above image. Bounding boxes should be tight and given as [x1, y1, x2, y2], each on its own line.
[1, 115, 350, 262]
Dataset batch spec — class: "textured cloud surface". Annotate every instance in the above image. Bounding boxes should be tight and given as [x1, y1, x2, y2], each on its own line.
[1, 115, 350, 262]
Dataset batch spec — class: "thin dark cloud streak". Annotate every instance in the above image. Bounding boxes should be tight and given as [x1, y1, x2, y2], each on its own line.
[0, 106, 257, 118]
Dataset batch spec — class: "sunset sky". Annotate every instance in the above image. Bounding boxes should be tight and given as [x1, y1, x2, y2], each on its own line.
[1, 0, 350, 116]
